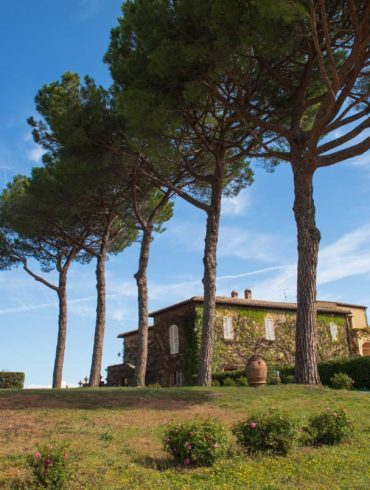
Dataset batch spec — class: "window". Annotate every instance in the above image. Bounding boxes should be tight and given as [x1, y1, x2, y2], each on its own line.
[264, 318, 275, 340]
[223, 317, 234, 340]
[329, 322, 338, 341]
[362, 342, 370, 356]
[173, 371, 182, 386]
[169, 324, 179, 354]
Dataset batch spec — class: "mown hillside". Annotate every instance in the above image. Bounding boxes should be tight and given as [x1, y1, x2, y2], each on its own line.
[0, 386, 369, 489]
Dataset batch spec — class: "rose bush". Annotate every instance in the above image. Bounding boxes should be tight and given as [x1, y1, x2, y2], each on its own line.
[28, 443, 73, 489]
[163, 420, 228, 467]
[233, 412, 296, 455]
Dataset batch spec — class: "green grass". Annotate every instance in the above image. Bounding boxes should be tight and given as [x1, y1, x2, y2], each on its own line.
[0, 386, 369, 489]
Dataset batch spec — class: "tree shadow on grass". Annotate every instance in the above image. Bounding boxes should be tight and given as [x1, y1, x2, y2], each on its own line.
[132, 454, 192, 472]
[0, 387, 216, 411]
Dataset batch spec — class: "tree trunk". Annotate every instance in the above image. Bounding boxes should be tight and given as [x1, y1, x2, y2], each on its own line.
[292, 163, 321, 384]
[52, 271, 68, 389]
[197, 181, 223, 387]
[89, 247, 108, 387]
[134, 227, 152, 387]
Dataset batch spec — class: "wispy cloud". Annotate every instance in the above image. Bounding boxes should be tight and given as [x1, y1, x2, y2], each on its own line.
[27, 146, 44, 163]
[167, 221, 277, 262]
[221, 190, 251, 216]
[2, 225, 369, 319]
[219, 226, 275, 262]
[78, 0, 103, 19]
[348, 152, 370, 168]
[251, 224, 370, 301]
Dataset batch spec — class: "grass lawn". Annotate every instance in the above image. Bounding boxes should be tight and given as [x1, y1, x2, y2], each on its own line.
[0, 385, 369, 489]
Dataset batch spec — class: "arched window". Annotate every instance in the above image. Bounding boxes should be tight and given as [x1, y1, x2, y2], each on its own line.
[169, 324, 179, 354]
[362, 342, 370, 356]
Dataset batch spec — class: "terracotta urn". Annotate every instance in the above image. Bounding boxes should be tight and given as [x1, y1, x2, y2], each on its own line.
[245, 355, 267, 387]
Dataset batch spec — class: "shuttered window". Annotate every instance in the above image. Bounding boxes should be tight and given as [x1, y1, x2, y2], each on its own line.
[169, 324, 179, 354]
[264, 318, 275, 340]
[329, 322, 338, 341]
[223, 317, 234, 340]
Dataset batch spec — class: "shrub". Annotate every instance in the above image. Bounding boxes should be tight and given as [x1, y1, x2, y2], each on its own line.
[0, 371, 25, 389]
[277, 366, 295, 383]
[235, 376, 248, 386]
[28, 444, 72, 489]
[212, 370, 244, 386]
[267, 367, 281, 385]
[146, 383, 162, 389]
[213, 356, 370, 389]
[329, 372, 354, 390]
[233, 412, 296, 456]
[223, 377, 236, 387]
[163, 420, 228, 467]
[304, 408, 353, 446]
[318, 356, 370, 389]
[283, 375, 295, 384]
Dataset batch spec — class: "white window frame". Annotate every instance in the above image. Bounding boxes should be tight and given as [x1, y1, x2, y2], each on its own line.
[329, 322, 338, 342]
[264, 318, 275, 341]
[169, 324, 179, 354]
[173, 371, 182, 386]
[223, 316, 234, 340]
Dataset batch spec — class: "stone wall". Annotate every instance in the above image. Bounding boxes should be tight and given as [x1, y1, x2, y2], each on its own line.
[109, 302, 352, 386]
[106, 363, 135, 386]
[211, 306, 350, 372]
[150, 303, 351, 385]
[123, 329, 155, 372]
[151, 303, 195, 386]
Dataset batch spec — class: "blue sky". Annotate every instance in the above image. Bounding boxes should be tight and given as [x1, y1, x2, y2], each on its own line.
[0, 1, 369, 388]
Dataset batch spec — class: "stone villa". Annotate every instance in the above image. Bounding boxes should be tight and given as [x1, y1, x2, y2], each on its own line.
[107, 289, 370, 386]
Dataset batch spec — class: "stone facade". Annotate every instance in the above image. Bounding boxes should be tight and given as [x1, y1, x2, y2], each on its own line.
[151, 303, 195, 386]
[106, 327, 155, 386]
[107, 292, 369, 386]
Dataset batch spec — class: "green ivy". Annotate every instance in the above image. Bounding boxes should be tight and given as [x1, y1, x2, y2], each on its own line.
[317, 314, 346, 326]
[238, 308, 266, 323]
[182, 307, 349, 384]
[183, 309, 202, 384]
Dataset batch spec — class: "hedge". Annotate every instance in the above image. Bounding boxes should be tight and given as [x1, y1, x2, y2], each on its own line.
[212, 356, 370, 389]
[213, 370, 244, 386]
[318, 356, 370, 389]
[0, 371, 25, 389]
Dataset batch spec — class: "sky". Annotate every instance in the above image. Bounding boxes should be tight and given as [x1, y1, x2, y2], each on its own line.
[0, 1, 369, 388]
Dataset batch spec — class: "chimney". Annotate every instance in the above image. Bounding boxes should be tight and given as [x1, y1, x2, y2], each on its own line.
[244, 288, 252, 300]
[231, 290, 238, 298]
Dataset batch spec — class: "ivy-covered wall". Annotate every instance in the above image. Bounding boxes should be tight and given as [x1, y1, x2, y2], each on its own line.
[113, 302, 352, 386]
[183, 305, 350, 377]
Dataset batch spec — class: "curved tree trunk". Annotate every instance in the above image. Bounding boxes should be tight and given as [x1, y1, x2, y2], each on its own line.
[52, 270, 68, 389]
[134, 227, 152, 387]
[292, 163, 321, 384]
[89, 247, 108, 387]
[197, 180, 223, 387]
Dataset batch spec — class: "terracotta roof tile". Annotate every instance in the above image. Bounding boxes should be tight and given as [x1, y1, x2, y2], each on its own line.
[148, 296, 352, 317]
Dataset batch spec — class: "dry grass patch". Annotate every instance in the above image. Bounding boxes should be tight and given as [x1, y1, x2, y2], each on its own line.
[0, 386, 369, 489]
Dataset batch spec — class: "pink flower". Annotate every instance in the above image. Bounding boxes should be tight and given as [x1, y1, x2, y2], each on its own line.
[184, 441, 192, 449]
[184, 458, 191, 465]
[34, 452, 41, 459]
[44, 457, 52, 466]
[189, 431, 194, 436]
[249, 422, 257, 429]
[64, 452, 69, 459]
[213, 443, 219, 448]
